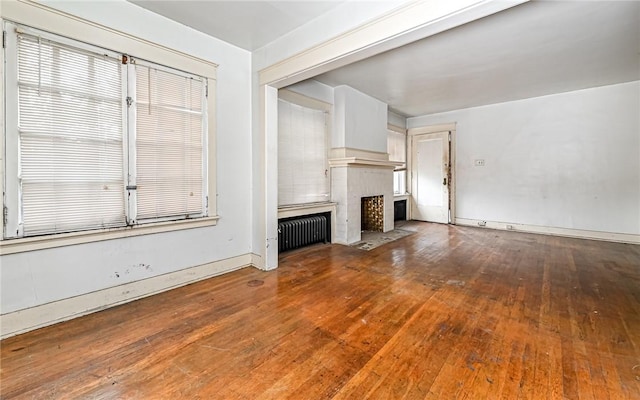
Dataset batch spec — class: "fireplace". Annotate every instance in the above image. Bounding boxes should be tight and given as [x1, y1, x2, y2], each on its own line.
[361, 195, 384, 232]
[329, 148, 399, 244]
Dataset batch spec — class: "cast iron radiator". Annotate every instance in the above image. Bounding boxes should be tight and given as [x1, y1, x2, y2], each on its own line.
[278, 213, 329, 252]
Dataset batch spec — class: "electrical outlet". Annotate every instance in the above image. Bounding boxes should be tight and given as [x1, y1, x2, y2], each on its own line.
[474, 159, 485, 167]
[478, 221, 487, 227]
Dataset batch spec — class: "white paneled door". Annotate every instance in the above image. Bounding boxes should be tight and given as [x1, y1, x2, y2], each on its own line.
[411, 131, 450, 223]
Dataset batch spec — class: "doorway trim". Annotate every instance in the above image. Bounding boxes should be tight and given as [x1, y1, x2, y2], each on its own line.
[408, 123, 456, 224]
[257, 2, 529, 269]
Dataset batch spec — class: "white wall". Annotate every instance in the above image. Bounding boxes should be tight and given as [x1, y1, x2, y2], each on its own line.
[388, 111, 407, 129]
[334, 85, 388, 152]
[408, 81, 640, 235]
[1, 1, 253, 315]
[286, 80, 334, 105]
[284, 81, 409, 136]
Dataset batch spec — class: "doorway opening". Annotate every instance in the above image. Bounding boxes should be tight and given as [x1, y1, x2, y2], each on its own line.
[408, 126, 455, 224]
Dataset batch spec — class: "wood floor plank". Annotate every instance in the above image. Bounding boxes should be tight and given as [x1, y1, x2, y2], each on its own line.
[2, 222, 639, 399]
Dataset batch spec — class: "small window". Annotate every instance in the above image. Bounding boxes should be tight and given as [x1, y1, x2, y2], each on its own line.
[387, 129, 407, 195]
[393, 170, 407, 195]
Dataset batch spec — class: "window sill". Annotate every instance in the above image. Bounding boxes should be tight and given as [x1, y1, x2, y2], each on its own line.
[278, 202, 336, 219]
[0, 216, 220, 255]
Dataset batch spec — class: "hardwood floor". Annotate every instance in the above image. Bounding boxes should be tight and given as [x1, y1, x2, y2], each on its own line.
[2, 222, 640, 399]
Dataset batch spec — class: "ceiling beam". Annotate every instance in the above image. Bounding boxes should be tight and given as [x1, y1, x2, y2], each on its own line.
[259, 0, 529, 88]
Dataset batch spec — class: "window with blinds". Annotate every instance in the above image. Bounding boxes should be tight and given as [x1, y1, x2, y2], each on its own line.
[388, 129, 407, 195]
[15, 32, 125, 236]
[278, 99, 329, 206]
[3, 23, 209, 239]
[131, 62, 206, 222]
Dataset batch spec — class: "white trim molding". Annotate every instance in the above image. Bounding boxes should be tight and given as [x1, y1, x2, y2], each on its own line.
[0, 216, 220, 256]
[0, 253, 254, 339]
[277, 202, 336, 219]
[388, 123, 407, 134]
[328, 147, 402, 169]
[408, 123, 457, 135]
[329, 158, 402, 169]
[329, 147, 388, 160]
[251, 253, 265, 271]
[455, 218, 640, 245]
[278, 89, 331, 112]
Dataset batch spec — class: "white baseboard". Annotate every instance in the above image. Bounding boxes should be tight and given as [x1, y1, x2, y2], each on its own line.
[455, 218, 640, 245]
[251, 252, 265, 270]
[0, 253, 253, 339]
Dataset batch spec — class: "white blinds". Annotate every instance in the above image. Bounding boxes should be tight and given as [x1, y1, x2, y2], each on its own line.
[5, 23, 211, 239]
[17, 33, 125, 236]
[387, 129, 406, 170]
[278, 99, 329, 206]
[134, 64, 205, 220]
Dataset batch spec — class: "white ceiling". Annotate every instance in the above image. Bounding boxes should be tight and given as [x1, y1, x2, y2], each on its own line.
[130, 0, 639, 117]
[313, 0, 640, 116]
[128, 0, 348, 51]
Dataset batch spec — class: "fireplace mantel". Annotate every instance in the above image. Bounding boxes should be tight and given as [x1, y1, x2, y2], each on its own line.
[328, 158, 402, 168]
[328, 147, 403, 169]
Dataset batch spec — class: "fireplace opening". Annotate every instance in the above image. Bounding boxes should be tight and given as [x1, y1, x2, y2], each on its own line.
[361, 195, 384, 232]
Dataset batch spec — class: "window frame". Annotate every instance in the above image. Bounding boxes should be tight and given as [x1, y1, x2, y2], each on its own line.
[4, 24, 129, 238]
[126, 56, 209, 225]
[388, 124, 407, 195]
[277, 89, 332, 208]
[0, 2, 218, 255]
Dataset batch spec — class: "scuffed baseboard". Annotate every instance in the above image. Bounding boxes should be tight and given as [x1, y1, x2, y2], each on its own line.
[1, 253, 255, 339]
[455, 218, 640, 245]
